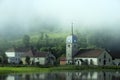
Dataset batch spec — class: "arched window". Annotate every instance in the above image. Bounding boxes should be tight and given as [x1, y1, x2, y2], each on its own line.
[99, 59, 101, 62]
[103, 60, 106, 65]
[104, 54, 106, 58]
[68, 45, 70, 47]
[90, 59, 94, 65]
[109, 58, 111, 62]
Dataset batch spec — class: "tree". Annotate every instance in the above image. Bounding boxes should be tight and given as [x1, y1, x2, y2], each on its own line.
[37, 32, 44, 49]
[0, 56, 3, 64]
[40, 47, 49, 51]
[45, 34, 49, 47]
[23, 35, 30, 48]
[40, 32, 44, 40]
[2, 53, 8, 64]
[25, 56, 30, 65]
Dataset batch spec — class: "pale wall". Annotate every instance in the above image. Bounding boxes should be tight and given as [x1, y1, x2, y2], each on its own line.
[21, 57, 34, 65]
[74, 51, 113, 66]
[98, 51, 112, 66]
[5, 52, 15, 57]
[34, 57, 46, 65]
[74, 58, 98, 65]
[5, 52, 21, 64]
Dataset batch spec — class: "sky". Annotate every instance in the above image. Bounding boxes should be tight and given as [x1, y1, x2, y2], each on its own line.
[0, 0, 120, 35]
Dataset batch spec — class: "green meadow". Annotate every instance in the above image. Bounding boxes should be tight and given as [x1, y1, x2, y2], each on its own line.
[0, 65, 120, 74]
[0, 67, 50, 74]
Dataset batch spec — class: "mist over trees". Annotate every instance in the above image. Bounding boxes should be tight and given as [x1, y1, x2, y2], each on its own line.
[76, 29, 120, 55]
[0, 26, 120, 60]
[23, 35, 30, 48]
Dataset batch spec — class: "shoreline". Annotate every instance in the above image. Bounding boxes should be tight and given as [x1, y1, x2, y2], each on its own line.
[0, 65, 120, 74]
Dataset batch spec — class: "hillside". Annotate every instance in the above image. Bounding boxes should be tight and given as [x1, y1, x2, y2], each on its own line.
[0, 27, 120, 60]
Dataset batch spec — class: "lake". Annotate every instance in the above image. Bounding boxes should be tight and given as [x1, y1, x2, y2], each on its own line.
[0, 71, 120, 80]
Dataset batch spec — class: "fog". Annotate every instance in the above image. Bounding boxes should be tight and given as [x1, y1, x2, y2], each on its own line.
[0, 0, 120, 31]
[0, 0, 120, 39]
[0, 0, 120, 54]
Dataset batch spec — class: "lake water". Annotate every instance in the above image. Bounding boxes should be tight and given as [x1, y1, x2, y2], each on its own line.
[0, 71, 120, 80]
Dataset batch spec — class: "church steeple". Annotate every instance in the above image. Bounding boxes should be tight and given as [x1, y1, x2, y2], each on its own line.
[66, 23, 78, 64]
[71, 22, 73, 35]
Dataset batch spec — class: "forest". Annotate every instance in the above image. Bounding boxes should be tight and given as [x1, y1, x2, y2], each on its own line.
[0, 25, 120, 61]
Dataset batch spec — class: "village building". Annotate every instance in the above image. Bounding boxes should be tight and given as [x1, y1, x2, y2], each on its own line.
[60, 57, 66, 65]
[5, 48, 56, 65]
[33, 51, 56, 65]
[113, 58, 120, 66]
[110, 53, 120, 66]
[21, 50, 34, 65]
[65, 33, 113, 66]
[60, 25, 115, 66]
[74, 49, 112, 66]
[5, 48, 26, 64]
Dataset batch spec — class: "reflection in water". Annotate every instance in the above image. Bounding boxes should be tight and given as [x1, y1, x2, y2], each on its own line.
[1, 71, 120, 80]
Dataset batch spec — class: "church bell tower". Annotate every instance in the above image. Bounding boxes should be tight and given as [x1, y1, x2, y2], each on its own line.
[66, 23, 78, 64]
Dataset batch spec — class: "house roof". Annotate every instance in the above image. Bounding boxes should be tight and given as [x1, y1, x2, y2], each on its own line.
[6, 48, 15, 52]
[21, 50, 34, 57]
[33, 52, 49, 57]
[60, 57, 66, 61]
[74, 49, 105, 58]
[6, 47, 53, 58]
[6, 47, 30, 52]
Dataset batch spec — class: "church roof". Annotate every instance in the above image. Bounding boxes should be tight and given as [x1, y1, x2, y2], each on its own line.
[6, 47, 30, 52]
[74, 49, 105, 58]
[60, 57, 66, 61]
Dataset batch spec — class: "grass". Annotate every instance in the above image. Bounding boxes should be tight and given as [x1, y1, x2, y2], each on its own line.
[0, 65, 120, 74]
[0, 67, 50, 74]
[50, 65, 120, 72]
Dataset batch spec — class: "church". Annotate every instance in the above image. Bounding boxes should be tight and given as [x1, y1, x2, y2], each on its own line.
[60, 25, 113, 66]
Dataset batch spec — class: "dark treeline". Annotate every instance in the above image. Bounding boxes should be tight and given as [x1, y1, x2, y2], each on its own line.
[76, 30, 120, 56]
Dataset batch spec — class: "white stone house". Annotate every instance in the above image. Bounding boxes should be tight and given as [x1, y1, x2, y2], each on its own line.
[20, 50, 34, 64]
[33, 52, 56, 65]
[5, 48, 56, 65]
[74, 49, 112, 66]
[5, 48, 23, 64]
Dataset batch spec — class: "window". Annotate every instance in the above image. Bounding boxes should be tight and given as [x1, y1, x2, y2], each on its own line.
[99, 59, 101, 62]
[68, 60, 72, 64]
[37, 58, 39, 60]
[103, 60, 106, 65]
[90, 59, 94, 65]
[68, 45, 70, 47]
[109, 58, 111, 62]
[74, 40, 76, 42]
[112, 58, 115, 60]
[104, 54, 106, 58]
[74, 59, 77, 62]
